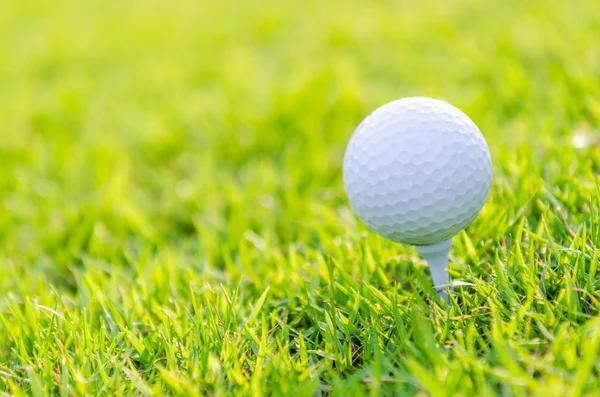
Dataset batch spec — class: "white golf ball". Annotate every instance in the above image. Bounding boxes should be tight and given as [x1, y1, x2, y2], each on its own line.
[343, 97, 492, 246]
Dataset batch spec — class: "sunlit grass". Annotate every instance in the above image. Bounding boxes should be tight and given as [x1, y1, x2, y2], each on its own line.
[1, 0, 600, 395]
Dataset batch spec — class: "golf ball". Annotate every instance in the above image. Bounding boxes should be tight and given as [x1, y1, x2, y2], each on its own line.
[343, 97, 492, 246]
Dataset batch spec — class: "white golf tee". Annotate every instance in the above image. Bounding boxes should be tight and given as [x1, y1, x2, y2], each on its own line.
[415, 239, 453, 302]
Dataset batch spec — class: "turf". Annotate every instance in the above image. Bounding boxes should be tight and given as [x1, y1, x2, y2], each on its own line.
[2, 0, 600, 395]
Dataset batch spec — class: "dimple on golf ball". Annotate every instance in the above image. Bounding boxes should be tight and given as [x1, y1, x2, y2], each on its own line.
[343, 96, 492, 246]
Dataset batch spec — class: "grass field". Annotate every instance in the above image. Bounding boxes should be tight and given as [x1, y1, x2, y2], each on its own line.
[2, 0, 600, 395]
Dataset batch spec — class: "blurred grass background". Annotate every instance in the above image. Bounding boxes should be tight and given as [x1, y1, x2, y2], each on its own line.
[2, 0, 600, 395]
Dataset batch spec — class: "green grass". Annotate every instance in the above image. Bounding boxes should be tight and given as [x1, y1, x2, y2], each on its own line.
[2, 0, 600, 395]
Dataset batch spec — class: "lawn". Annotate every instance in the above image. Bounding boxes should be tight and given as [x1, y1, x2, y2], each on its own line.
[2, 0, 600, 395]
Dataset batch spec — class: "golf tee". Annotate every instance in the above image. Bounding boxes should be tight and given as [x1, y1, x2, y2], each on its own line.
[415, 239, 453, 302]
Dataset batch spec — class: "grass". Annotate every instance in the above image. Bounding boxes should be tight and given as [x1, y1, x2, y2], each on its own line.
[2, 0, 600, 395]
